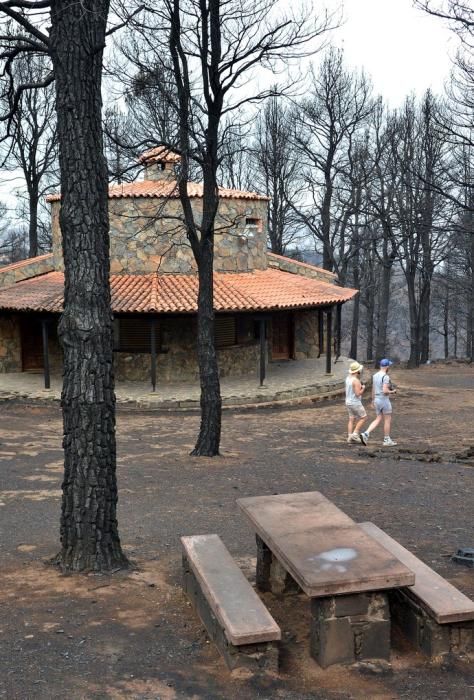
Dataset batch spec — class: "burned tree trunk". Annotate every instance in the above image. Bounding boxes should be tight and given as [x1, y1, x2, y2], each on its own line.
[50, 0, 128, 571]
[192, 237, 222, 456]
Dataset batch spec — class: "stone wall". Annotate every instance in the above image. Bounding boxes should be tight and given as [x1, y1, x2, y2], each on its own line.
[294, 310, 322, 359]
[267, 253, 337, 283]
[50, 197, 268, 275]
[0, 316, 21, 372]
[114, 315, 260, 383]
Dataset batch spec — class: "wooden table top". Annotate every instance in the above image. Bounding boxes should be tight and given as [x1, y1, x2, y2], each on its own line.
[237, 491, 415, 597]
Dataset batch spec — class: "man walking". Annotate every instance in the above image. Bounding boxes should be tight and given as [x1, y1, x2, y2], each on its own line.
[345, 361, 367, 443]
[360, 359, 397, 447]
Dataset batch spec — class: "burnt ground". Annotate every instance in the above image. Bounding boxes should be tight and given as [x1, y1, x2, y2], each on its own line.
[0, 364, 473, 700]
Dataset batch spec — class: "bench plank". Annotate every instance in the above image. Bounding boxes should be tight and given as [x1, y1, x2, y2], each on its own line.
[181, 534, 281, 646]
[359, 522, 474, 624]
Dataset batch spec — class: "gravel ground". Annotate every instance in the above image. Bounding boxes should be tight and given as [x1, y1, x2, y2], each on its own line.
[0, 364, 473, 699]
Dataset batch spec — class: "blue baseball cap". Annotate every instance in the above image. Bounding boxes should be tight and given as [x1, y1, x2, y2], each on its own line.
[380, 358, 393, 367]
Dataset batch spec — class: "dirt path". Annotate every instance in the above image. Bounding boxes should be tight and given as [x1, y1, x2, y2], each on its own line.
[0, 364, 473, 699]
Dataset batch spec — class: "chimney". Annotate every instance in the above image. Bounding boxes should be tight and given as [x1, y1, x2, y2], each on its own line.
[139, 146, 180, 182]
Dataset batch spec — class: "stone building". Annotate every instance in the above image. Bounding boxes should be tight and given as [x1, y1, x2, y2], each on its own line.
[0, 147, 357, 387]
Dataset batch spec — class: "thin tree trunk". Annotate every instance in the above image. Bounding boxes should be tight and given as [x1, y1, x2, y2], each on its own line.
[28, 185, 38, 257]
[350, 247, 360, 359]
[443, 281, 449, 359]
[191, 238, 222, 456]
[50, 0, 128, 572]
[374, 259, 392, 362]
[419, 277, 431, 364]
[406, 272, 420, 368]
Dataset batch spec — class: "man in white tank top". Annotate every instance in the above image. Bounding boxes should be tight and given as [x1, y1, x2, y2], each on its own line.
[360, 359, 397, 446]
[345, 361, 367, 443]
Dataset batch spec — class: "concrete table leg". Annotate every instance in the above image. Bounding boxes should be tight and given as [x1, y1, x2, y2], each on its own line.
[255, 535, 300, 595]
[310, 592, 391, 668]
[256, 535, 272, 592]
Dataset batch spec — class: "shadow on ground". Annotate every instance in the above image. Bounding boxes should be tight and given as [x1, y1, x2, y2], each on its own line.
[0, 365, 473, 699]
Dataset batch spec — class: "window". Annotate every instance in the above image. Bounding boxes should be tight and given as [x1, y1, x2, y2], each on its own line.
[114, 318, 160, 353]
[215, 316, 236, 347]
[236, 316, 258, 344]
[244, 217, 262, 237]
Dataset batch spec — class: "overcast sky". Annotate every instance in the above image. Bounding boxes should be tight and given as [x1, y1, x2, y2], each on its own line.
[323, 0, 455, 105]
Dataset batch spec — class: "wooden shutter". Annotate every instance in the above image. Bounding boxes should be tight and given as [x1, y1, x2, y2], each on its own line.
[215, 316, 236, 347]
[117, 318, 160, 352]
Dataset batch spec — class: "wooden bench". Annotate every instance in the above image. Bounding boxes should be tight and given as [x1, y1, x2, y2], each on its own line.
[360, 522, 474, 658]
[181, 534, 281, 671]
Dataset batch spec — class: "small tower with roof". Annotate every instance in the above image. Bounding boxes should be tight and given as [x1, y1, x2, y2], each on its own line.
[139, 146, 180, 182]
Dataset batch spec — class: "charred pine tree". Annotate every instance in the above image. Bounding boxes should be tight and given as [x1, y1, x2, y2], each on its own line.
[0, 0, 130, 571]
[128, 0, 331, 455]
[50, 0, 129, 571]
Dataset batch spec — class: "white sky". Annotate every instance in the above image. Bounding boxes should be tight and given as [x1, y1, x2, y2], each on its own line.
[0, 1, 458, 219]
[325, 0, 455, 106]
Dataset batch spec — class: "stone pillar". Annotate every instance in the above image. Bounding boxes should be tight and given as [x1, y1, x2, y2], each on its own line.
[255, 534, 300, 595]
[310, 592, 391, 668]
[390, 589, 474, 658]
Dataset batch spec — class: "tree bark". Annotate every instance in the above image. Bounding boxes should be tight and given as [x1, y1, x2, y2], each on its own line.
[405, 268, 420, 368]
[191, 238, 222, 456]
[419, 276, 431, 363]
[350, 250, 360, 359]
[50, 0, 128, 572]
[374, 254, 393, 363]
[28, 183, 38, 258]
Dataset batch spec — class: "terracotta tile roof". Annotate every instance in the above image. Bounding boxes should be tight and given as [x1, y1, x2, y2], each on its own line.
[0, 269, 357, 314]
[0, 253, 53, 273]
[46, 180, 269, 202]
[139, 146, 181, 163]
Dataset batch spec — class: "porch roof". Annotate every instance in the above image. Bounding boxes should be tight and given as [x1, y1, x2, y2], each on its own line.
[0, 268, 357, 314]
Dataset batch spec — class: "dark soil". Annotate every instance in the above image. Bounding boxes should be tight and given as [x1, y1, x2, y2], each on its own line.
[0, 364, 473, 699]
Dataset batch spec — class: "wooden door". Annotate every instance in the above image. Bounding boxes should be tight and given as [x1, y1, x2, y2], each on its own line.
[271, 312, 293, 360]
[21, 317, 43, 371]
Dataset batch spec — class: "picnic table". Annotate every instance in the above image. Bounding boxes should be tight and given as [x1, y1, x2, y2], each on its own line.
[237, 491, 415, 667]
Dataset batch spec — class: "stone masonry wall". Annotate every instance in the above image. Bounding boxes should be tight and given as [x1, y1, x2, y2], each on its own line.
[0, 316, 21, 372]
[114, 315, 260, 383]
[0, 254, 55, 289]
[294, 310, 322, 359]
[51, 197, 268, 274]
[267, 253, 337, 283]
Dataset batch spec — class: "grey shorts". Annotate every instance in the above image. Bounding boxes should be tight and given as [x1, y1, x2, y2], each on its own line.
[374, 397, 392, 415]
[346, 404, 367, 419]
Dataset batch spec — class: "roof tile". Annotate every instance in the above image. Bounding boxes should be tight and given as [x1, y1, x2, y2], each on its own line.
[0, 268, 357, 314]
[46, 180, 269, 202]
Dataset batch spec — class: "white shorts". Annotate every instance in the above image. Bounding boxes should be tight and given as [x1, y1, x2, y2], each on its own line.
[374, 397, 392, 415]
[346, 404, 367, 419]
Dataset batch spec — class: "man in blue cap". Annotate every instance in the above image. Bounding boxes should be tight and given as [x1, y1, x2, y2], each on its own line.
[360, 359, 397, 447]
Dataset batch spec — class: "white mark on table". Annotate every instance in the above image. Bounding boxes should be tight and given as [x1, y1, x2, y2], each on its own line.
[307, 547, 358, 573]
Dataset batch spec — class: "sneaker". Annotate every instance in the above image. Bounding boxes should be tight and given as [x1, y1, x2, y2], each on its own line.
[360, 432, 369, 446]
[348, 433, 360, 444]
[383, 437, 397, 447]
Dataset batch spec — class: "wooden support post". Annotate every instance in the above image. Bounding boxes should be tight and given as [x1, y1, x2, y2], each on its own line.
[326, 309, 332, 375]
[335, 304, 342, 362]
[150, 317, 157, 392]
[41, 319, 50, 390]
[318, 309, 324, 358]
[259, 319, 266, 386]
